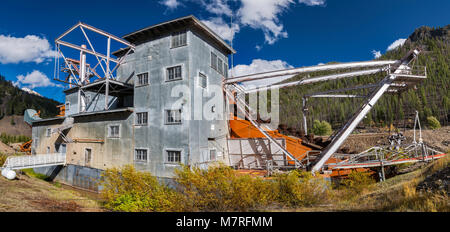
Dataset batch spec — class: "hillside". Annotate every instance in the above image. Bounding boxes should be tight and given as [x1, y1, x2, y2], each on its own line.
[0, 75, 61, 119]
[278, 25, 450, 135]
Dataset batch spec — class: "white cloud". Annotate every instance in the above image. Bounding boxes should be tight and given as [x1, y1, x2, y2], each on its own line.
[0, 35, 56, 64]
[238, 0, 294, 45]
[372, 50, 382, 59]
[201, 17, 240, 42]
[387, 38, 406, 51]
[299, 0, 326, 6]
[14, 70, 62, 89]
[201, 0, 233, 17]
[160, 0, 181, 9]
[231, 59, 294, 87]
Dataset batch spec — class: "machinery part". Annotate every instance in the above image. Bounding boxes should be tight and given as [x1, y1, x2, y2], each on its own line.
[20, 140, 32, 154]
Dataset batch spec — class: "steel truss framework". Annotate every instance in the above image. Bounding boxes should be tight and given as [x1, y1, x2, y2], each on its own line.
[54, 22, 135, 112]
[224, 49, 442, 174]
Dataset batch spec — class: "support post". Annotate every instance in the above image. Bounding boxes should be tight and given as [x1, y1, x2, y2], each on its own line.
[105, 37, 111, 110]
[302, 97, 308, 135]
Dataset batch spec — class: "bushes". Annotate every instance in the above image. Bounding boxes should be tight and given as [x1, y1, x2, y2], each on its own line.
[175, 164, 275, 211]
[341, 171, 376, 194]
[312, 120, 333, 136]
[0, 153, 7, 166]
[0, 133, 31, 145]
[100, 164, 331, 212]
[427, 116, 441, 129]
[99, 165, 181, 212]
[274, 170, 330, 207]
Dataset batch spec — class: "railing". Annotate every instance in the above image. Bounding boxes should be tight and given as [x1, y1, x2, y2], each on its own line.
[3, 153, 66, 170]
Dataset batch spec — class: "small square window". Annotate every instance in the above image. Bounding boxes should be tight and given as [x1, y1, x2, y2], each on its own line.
[165, 109, 182, 124]
[108, 125, 120, 138]
[135, 149, 148, 162]
[167, 150, 181, 163]
[46, 128, 52, 137]
[166, 66, 182, 81]
[171, 31, 187, 48]
[136, 112, 148, 126]
[199, 73, 207, 89]
[65, 102, 70, 111]
[136, 73, 149, 86]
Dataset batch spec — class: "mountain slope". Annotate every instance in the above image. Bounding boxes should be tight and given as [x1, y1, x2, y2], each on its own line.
[0, 75, 61, 119]
[278, 25, 450, 135]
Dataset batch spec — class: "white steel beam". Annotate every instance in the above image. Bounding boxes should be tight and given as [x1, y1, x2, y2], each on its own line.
[56, 40, 119, 64]
[311, 50, 421, 173]
[244, 68, 386, 94]
[226, 60, 398, 84]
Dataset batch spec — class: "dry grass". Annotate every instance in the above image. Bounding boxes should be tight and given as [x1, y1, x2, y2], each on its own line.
[0, 172, 103, 212]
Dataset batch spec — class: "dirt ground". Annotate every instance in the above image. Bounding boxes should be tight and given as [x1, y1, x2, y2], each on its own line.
[340, 126, 450, 154]
[0, 141, 15, 154]
[0, 116, 31, 136]
[0, 173, 104, 212]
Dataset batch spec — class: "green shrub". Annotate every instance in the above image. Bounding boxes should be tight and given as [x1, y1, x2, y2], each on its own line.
[274, 170, 330, 207]
[22, 168, 49, 180]
[0, 153, 7, 166]
[99, 165, 181, 212]
[426, 116, 441, 129]
[174, 164, 276, 211]
[312, 120, 333, 136]
[341, 171, 376, 194]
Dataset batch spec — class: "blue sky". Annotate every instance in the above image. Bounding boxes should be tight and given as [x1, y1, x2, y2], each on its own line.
[0, 0, 449, 102]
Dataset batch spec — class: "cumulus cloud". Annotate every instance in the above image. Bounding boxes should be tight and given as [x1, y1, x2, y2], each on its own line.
[231, 59, 294, 87]
[159, 0, 181, 9]
[14, 70, 62, 89]
[372, 50, 382, 59]
[201, 17, 240, 42]
[201, 0, 233, 17]
[237, 0, 294, 45]
[0, 34, 56, 64]
[387, 38, 406, 51]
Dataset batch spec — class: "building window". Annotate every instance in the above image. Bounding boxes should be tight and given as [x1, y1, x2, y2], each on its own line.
[65, 102, 70, 111]
[171, 31, 187, 48]
[85, 148, 92, 164]
[166, 66, 182, 81]
[135, 149, 148, 162]
[47, 146, 51, 154]
[46, 128, 52, 137]
[136, 73, 149, 86]
[199, 72, 207, 89]
[224, 63, 228, 78]
[210, 149, 217, 161]
[108, 125, 120, 138]
[211, 52, 217, 70]
[167, 150, 181, 163]
[136, 112, 148, 126]
[165, 109, 182, 124]
[217, 58, 223, 75]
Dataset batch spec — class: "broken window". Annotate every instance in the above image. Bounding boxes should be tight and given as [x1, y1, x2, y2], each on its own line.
[85, 148, 92, 164]
[108, 125, 120, 138]
[135, 149, 148, 162]
[167, 150, 181, 163]
[166, 66, 182, 81]
[136, 112, 148, 126]
[165, 109, 182, 124]
[136, 72, 149, 86]
[171, 31, 187, 48]
[199, 72, 207, 89]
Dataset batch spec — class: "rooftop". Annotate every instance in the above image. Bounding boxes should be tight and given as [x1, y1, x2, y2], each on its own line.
[114, 15, 236, 56]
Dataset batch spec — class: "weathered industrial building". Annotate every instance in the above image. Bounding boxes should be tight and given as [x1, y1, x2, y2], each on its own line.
[3, 15, 444, 190]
